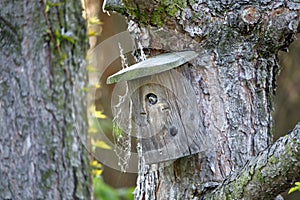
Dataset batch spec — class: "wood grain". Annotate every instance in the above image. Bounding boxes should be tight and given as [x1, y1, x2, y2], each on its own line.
[106, 51, 198, 84]
[128, 69, 209, 164]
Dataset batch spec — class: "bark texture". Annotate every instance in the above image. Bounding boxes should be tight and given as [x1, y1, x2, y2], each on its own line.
[204, 123, 300, 199]
[0, 0, 90, 199]
[106, 0, 300, 199]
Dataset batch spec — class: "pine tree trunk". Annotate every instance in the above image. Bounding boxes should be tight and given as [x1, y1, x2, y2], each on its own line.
[0, 0, 91, 199]
[106, 0, 300, 199]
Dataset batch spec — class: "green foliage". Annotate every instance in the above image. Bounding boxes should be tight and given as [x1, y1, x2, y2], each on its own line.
[151, 7, 164, 26]
[288, 182, 300, 194]
[161, 0, 187, 16]
[54, 29, 75, 46]
[112, 123, 123, 139]
[123, 0, 188, 26]
[45, 1, 63, 13]
[165, 3, 178, 17]
[93, 177, 134, 200]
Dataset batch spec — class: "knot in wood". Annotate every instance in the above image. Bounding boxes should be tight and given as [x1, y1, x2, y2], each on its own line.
[169, 126, 178, 137]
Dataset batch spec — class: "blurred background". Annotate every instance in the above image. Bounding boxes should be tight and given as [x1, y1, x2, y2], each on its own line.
[82, 0, 300, 199]
[276, 32, 300, 200]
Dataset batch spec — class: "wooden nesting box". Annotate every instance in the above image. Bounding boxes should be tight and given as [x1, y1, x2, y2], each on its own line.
[107, 51, 208, 164]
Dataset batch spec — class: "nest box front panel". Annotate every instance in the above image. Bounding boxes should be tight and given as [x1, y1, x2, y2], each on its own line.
[129, 70, 207, 164]
[107, 51, 209, 164]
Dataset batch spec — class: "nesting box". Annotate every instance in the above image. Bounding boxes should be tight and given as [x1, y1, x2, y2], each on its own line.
[107, 51, 208, 164]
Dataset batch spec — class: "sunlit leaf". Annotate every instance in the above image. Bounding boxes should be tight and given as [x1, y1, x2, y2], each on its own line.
[47, 2, 63, 7]
[45, 5, 50, 12]
[87, 64, 97, 72]
[113, 123, 123, 138]
[55, 29, 61, 37]
[89, 17, 103, 25]
[88, 29, 98, 37]
[94, 83, 101, 89]
[61, 34, 75, 44]
[45, 1, 62, 12]
[288, 182, 300, 194]
[91, 138, 112, 150]
[90, 160, 102, 168]
[93, 169, 103, 177]
[95, 110, 107, 119]
[56, 37, 60, 46]
[89, 105, 107, 119]
[88, 127, 98, 134]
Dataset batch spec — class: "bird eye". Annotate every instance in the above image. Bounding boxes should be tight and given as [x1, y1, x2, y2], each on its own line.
[146, 93, 157, 105]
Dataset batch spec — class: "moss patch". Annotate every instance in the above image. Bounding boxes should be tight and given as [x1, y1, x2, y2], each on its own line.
[122, 0, 188, 26]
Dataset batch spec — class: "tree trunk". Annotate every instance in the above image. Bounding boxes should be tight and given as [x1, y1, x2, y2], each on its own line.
[0, 0, 91, 199]
[106, 0, 300, 199]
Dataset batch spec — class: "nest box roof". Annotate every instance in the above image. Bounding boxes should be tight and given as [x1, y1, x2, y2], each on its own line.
[106, 51, 197, 84]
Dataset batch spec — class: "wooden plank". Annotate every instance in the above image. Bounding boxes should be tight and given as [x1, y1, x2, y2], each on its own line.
[106, 51, 197, 84]
[128, 70, 210, 164]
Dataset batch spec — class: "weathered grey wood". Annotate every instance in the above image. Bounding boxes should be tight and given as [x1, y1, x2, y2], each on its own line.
[106, 51, 197, 84]
[128, 70, 210, 164]
[0, 1, 90, 199]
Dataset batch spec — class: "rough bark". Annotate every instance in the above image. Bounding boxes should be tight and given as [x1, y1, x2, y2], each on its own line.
[204, 123, 300, 199]
[0, 0, 91, 199]
[106, 0, 300, 199]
